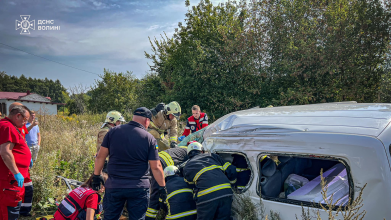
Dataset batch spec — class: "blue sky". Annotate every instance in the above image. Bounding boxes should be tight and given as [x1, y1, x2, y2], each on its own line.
[0, 0, 225, 89]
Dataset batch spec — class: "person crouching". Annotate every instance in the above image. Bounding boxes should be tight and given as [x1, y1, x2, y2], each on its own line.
[54, 174, 105, 220]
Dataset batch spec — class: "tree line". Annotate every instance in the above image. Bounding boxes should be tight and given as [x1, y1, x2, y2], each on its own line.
[0, 71, 68, 104]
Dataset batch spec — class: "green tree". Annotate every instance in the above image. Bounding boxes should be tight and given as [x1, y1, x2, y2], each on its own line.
[88, 69, 139, 115]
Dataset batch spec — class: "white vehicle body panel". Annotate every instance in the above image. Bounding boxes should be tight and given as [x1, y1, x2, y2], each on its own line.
[202, 103, 391, 219]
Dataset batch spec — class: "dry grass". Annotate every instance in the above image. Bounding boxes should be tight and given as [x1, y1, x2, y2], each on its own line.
[27, 113, 104, 218]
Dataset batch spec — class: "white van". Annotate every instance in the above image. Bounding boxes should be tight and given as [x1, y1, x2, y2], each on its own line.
[201, 102, 391, 219]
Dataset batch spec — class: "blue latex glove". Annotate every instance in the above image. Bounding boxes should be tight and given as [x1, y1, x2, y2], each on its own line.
[14, 173, 24, 187]
[30, 159, 33, 168]
[178, 135, 186, 142]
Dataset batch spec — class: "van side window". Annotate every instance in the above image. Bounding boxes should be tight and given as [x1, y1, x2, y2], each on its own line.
[258, 155, 351, 208]
[216, 152, 252, 193]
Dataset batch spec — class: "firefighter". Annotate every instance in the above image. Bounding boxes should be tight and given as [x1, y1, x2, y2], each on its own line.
[148, 101, 181, 151]
[96, 110, 125, 173]
[178, 105, 208, 141]
[232, 154, 251, 192]
[160, 166, 197, 220]
[146, 147, 188, 219]
[183, 142, 237, 220]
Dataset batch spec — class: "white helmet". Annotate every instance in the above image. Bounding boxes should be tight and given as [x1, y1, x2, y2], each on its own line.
[164, 165, 179, 178]
[187, 141, 203, 154]
[105, 110, 125, 123]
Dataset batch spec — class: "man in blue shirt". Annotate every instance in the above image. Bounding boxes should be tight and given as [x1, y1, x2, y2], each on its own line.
[93, 107, 166, 220]
[25, 111, 40, 162]
[20, 110, 40, 217]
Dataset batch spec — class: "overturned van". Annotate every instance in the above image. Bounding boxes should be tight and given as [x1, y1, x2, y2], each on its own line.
[201, 102, 391, 219]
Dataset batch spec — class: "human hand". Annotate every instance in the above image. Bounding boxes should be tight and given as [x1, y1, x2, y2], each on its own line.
[158, 186, 167, 202]
[14, 173, 24, 187]
[92, 175, 105, 191]
[170, 142, 178, 148]
[178, 136, 186, 142]
[32, 120, 39, 126]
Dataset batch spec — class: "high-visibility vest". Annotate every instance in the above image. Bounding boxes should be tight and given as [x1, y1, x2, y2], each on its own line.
[54, 187, 102, 220]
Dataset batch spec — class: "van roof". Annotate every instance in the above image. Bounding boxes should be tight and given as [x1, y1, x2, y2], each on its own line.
[210, 103, 391, 137]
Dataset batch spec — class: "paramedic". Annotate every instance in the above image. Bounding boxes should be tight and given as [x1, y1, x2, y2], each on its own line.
[160, 166, 197, 220]
[148, 102, 181, 150]
[54, 174, 105, 220]
[0, 105, 31, 220]
[178, 105, 208, 142]
[183, 142, 237, 220]
[7, 103, 33, 217]
[92, 107, 165, 220]
[146, 147, 188, 219]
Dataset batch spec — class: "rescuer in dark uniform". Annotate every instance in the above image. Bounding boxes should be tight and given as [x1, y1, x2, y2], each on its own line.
[232, 154, 251, 192]
[160, 166, 197, 220]
[146, 147, 188, 219]
[183, 142, 237, 220]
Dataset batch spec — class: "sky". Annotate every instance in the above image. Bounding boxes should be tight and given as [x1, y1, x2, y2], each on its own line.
[0, 0, 225, 89]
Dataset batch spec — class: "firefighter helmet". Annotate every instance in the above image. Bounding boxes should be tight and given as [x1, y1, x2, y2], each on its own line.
[164, 165, 179, 178]
[105, 110, 125, 123]
[187, 141, 203, 154]
[164, 101, 181, 119]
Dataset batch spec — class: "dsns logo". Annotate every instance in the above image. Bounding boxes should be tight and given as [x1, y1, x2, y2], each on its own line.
[15, 15, 35, 34]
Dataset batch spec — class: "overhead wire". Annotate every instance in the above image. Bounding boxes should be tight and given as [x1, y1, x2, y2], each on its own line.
[0, 42, 100, 76]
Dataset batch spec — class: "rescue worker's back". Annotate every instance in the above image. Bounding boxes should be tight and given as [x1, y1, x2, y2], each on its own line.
[184, 153, 237, 204]
[164, 175, 197, 220]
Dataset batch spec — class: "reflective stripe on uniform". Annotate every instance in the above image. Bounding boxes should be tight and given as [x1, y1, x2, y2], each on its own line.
[188, 121, 196, 125]
[185, 126, 190, 129]
[197, 183, 232, 197]
[222, 162, 231, 171]
[202, 121, 208, 124]
[167, 188, 193, 200]
[170, 136, 177, 142]
[159, 198, 162, 202]
[146, 207, 158, 218]
[159, 151, 174, 166]
[180, 146, 188, 149]
[150, 121, 165, 133]
[193, 165, 222, 183]
[184, 178, 194, 185]
[199, 117, 204, 121]
[230, 179, 237, 184]
[237, 186, 246, 189]
[236, 168, 249, 172]
[24, 181, 33, 186]
[166, 210, 197, 219]
[146, 212, 157, 218]
[147, 207, 158, 213]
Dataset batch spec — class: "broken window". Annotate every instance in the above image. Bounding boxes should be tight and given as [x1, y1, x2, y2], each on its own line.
[216, 152, 252, 193]
[257, 154, 352, 208]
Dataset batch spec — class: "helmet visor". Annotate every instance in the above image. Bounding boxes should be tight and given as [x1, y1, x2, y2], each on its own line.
[173, 112, 181, 119]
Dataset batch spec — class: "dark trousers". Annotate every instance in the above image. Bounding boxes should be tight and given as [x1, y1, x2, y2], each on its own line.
[20, 176, 33, 216]
[0, 201, 21, 220]
[196, 196, 232, 220]
[103, 188, 150, 220]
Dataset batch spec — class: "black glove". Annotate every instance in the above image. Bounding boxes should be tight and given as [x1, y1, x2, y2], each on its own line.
[155, 103, 165, 112]
[158, 186, 167, 202]
[92, 175, 105, 191]
[170, 142, 178, 148]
